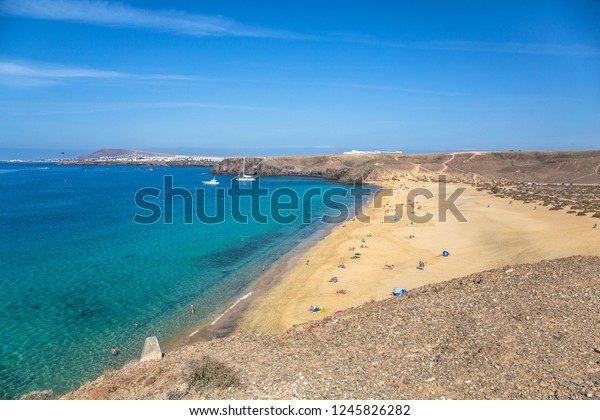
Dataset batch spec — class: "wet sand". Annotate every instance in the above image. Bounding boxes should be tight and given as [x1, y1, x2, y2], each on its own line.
[235, 179, 600, 335]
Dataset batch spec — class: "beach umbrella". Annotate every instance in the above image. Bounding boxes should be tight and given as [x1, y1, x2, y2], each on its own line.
[442, 250, 450, 257]
[354, 253, 361, 256]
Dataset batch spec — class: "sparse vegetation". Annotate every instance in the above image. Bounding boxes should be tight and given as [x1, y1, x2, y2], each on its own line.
[186, 356, 238, 391]
[165, 388, 187, 400]
[480, 182, 600, 217]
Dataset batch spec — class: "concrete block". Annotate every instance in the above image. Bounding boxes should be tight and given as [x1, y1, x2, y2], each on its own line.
[140, 336, 162, 362]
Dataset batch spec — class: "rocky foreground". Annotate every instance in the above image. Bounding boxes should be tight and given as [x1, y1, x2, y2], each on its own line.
[62, 256, 600, 400]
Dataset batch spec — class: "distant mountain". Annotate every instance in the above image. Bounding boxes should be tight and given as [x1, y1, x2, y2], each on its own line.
[77, 149, 173, 160]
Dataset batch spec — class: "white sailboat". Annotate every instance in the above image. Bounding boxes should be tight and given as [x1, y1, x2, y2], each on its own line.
[235, 157, 256, 182]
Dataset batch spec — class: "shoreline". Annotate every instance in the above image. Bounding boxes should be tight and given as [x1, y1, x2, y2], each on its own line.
[54, 174, 600, 400]
[234, 177, 600, 336]
[163, 176, 600, 347]
[160, 184, 381, 351]
[162, 220, 337, 349]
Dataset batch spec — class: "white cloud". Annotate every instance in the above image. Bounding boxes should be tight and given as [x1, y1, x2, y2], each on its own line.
[0, 59, 200, 85]
[309, 81, 460, 96]
[342, 36, 600, 57]
[410, 40, 600, 57]
[0, 0, 301, 39]
[121, 102, 268, 111]
[1, 101, 269, 116]
[0, 60, 125, 79]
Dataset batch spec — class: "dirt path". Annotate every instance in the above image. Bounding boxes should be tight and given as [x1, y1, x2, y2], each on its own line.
[440, 152, 456, 173]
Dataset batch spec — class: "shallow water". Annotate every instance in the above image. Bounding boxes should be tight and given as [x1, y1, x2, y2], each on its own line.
[0, 162, 364, 399]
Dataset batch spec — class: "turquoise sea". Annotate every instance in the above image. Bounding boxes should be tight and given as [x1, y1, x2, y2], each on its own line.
[0, 163, 364, 399]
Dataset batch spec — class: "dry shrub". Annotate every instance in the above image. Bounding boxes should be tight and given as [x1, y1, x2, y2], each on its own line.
[187, 356, 238, 391]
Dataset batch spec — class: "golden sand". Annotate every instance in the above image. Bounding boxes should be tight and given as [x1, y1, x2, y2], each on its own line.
[235, 180, 600, 336]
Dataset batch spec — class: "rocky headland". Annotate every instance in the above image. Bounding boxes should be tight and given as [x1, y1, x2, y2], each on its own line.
[212, 150, 600, 184]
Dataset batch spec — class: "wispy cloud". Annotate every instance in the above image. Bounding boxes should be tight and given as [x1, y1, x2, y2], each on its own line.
[3, 1, 594, 57]
[307, 81, 461, 96]
[120, 102, 268, 112]
[0, 0, 302, 39]
[1, 101, 270, 116]
[0, 60, 124, 79]
[0, 59, 201, 86]
[412, 40, 600, 57]
[340, 35, 600, 57]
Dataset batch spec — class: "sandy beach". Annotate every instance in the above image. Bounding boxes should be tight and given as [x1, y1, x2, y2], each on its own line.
[235, 178, 600, 335]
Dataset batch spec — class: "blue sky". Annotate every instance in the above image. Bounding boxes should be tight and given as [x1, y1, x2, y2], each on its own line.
[1, 0, 599, 158]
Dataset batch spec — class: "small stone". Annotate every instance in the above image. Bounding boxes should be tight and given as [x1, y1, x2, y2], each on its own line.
[143, 376, 156, 386]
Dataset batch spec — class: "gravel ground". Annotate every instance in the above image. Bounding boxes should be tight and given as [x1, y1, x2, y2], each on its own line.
[61, 256, 600, 400]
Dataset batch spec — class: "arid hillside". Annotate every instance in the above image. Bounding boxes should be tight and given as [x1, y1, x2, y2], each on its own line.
[213, 150, 600, 184]
[61, 256, 600, 400]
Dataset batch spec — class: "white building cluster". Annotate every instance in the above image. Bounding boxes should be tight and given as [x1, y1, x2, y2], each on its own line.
[82, 154, 223, 163]
[343, 150, 402, 155]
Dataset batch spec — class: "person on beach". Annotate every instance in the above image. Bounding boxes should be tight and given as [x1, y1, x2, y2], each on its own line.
[110, 347, 118, 357]
[190, 305, 195, 315]
[133, 322, 142, 328]
[594, 223, 598, 229]
[306, 259, 310, 265]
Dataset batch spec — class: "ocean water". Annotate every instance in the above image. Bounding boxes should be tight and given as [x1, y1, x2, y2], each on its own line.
[0, 163, 366, 399]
